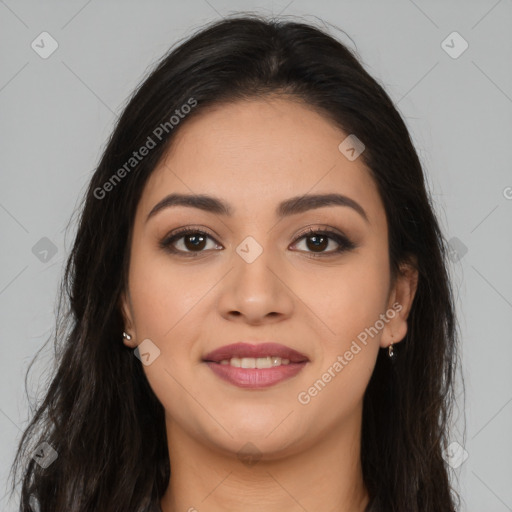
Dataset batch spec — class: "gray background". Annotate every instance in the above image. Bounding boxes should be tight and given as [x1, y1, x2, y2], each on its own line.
[1, 0, 511, 510]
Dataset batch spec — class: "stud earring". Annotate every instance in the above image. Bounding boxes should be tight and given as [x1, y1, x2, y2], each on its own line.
[123, 331, 132, 341]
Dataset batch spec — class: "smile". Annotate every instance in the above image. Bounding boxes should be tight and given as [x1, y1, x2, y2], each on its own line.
[202, 342, 309, 389]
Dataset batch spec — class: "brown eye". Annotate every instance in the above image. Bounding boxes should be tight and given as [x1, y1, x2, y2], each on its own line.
[160, 229, 222, 256]
[291, 228, 356, 257]
[304, 233, 329, 252]
[182, 233, 207, 251]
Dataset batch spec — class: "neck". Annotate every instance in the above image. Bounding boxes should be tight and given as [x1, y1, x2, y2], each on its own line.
[160, 406, 370, 512]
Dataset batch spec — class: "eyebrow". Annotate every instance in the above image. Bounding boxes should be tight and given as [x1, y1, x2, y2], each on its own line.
[146, 192, 369, 223]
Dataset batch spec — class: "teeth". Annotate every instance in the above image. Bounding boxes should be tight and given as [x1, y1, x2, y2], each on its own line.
[241, 357, 256, 368]
[218, 357, 291, 368]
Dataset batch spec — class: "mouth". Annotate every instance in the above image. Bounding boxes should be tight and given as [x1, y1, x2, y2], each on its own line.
[202, 342, 309, 389]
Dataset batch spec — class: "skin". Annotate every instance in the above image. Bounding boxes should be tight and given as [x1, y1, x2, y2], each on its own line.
[120, 96, 418, 512]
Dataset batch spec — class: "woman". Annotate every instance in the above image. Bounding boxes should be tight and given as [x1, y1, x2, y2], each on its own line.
[10, 14, 462, 512]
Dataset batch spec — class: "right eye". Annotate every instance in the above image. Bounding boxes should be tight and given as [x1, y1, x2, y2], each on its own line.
[159, 228, 223, 257]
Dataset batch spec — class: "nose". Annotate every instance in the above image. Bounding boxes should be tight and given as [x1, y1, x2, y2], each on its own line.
[216, 238, 294, 325]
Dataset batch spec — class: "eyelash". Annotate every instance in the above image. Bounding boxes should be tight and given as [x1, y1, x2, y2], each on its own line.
[159, 225, 356, 258]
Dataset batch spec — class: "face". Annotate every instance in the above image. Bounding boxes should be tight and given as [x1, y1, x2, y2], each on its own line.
[121, 96, 417, 458]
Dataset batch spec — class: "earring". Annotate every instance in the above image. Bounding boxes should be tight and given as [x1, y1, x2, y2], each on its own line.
[123, 331, 132, 341]
[388, 334, 396, 362]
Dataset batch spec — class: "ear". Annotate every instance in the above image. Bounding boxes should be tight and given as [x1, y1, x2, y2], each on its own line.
[380, 256, 419, 348]
[119, 289, 136, 348]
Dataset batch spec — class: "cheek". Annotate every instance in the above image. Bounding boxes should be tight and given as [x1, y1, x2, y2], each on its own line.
[128, 248, 210, 340]
[126, 251, 210, 414]
[294, 259, 387, 417]
[294, 253, 390, 347]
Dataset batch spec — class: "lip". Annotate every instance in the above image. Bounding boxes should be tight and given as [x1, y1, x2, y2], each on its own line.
[202, 342, 309, 389]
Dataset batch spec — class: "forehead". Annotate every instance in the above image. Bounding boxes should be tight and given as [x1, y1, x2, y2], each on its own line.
[138, 97, 383, 223]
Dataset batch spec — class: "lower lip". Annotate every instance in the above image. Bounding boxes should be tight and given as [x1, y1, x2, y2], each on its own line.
[204, 361, 307, 388]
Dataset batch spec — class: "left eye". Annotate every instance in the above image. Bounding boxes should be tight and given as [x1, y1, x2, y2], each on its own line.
[291, 229, 355, 256]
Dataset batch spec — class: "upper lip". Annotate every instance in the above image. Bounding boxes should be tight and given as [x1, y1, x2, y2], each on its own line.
[203, 342, 309, 363]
